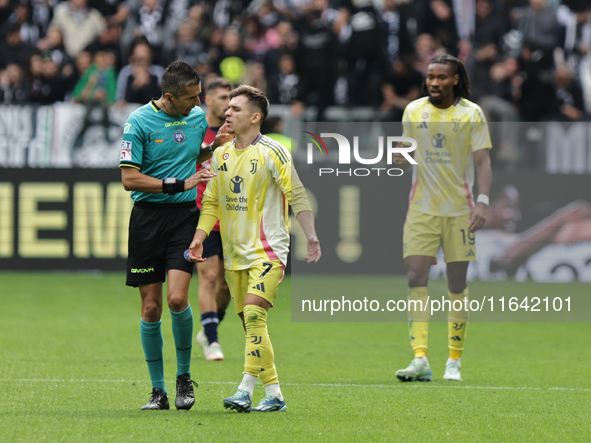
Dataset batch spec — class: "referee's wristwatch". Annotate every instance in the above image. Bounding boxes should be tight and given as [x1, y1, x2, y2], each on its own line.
[208, 143, 215, 155]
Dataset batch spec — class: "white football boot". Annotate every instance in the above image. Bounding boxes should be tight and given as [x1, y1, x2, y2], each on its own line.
[443, 357, 462, 381]
[395, 356, 433, 382]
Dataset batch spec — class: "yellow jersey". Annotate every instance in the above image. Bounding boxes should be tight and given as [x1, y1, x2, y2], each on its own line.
[402, 96, 492, 217]
[198, 134, 311, 270]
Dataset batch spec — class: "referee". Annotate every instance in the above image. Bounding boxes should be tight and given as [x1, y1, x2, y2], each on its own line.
[120, 61, 231, 410]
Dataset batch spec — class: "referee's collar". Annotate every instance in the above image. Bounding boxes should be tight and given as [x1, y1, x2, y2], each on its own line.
[150, 99, 161, 112]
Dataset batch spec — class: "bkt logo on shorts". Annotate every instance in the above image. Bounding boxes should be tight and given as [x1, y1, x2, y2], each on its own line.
[303, 132, 417, 177]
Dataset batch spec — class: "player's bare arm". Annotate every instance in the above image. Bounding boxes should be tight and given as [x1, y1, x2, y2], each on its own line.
[468, 148, 492, 233]
[121, 166, 215, 193]
[295, 210, 321, 263]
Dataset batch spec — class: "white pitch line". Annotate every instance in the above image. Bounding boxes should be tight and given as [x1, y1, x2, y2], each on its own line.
[0, 379, 589, 392]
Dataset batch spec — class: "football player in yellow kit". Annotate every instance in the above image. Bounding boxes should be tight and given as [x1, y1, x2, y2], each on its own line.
[188, 85, 321, 411]
[394, 54, 493, 382]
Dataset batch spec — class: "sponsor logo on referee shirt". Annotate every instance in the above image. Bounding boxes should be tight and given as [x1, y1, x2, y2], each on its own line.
[120, 141, 132, 161]
[165, 121, 187, 127]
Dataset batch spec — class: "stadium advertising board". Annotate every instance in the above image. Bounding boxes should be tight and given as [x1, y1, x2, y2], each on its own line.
[0, 169, 131, 270]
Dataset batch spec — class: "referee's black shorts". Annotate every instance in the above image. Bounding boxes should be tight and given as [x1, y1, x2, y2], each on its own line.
[202, 230, 223, 259]
[126, 201, 199, 287]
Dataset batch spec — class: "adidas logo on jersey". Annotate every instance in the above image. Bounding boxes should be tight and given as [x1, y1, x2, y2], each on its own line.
[247, 350, 261, 358]
[465, 249, 475, 257]
[218, 163, 228, 171]
[252, 283, 265, 292]
[417, 122, 428, 129]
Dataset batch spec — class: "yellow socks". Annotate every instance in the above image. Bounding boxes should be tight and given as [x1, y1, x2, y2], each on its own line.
[408, 287, 430, 357]
[243, 305, 268, 376]
[448, 288, 469, 360]
[259, 335, 279, 386]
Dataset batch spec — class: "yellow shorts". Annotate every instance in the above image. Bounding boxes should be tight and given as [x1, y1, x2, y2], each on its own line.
[403, 208, 477, 263]
[225, 259, 284, 314]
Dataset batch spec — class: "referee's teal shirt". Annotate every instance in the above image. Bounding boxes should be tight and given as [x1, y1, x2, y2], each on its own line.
[120, 100, 208, 203]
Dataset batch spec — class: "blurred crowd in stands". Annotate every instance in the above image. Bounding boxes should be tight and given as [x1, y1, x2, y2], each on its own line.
[1, 0, 591, 127]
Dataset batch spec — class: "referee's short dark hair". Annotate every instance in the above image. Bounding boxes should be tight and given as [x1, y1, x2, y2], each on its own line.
[231, 85, 269, 122]
[161, 61, 201, 97]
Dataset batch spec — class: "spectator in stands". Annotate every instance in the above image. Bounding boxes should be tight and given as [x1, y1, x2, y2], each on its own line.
[72, 49, 117, 140]
[63, 49, 92, 98]
[30, 56, 67, 103]
[518, 0, 561, 52]
[116, 40, 164, 105]
[0, 23, 36, 71]
[380, 0, 413, 65]
[467, 42, 498, 100]
[413, 32, 440, 74]
[85, 23, 124, 72]
[0, 0, 12, 24]
[547, 65, 587, 121]
[129, 0, 166, 62]
[0, 63, 31, 103]
[474, 0, 505, 48]
[123, 52, 161, 104]
[556, 2, 591, 112]
[243, 15, 277, 61]
[263, 20, 297, 85]
[294, 4, 338, 120]
[242, 60, 267, 93]
[418, 0, 459, 54]
[73, 49, 117, 105]
[340, 0, 388, 107]
[49, 0, 106, 58]
[2, 0, 42, 47]
[37, 27, 74, 74]
[267, 53, 299, 105]
[381, 58, 423, 121]
[163, 21, 204, 67]
[88, 0, 129, 26]
[212, 26, 251, 84]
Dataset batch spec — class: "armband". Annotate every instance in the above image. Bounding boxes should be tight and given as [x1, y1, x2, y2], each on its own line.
[163, 178, 185, 194]
[476, 194, 489, 206]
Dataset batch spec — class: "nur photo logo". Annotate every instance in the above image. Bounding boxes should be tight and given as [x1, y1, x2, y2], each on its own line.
[302, 131, 418, 177]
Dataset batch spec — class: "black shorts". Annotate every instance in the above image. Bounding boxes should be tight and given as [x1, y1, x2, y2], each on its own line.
[202, 230, 223, 259]
[126, 201, 199, 287]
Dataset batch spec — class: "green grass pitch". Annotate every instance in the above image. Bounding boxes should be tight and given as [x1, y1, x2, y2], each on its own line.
[1, 272, 590, 442]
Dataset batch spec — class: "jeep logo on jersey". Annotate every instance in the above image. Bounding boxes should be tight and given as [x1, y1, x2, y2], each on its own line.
[173, 131, 185, 143]
[432, 133, 446, 148]
[230, 175, 244, 193]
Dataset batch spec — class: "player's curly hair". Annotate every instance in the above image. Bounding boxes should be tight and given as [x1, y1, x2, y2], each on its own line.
[231, 85, 269, 122]
[161, 60, 201, 97]
[422, 54, 471, 99]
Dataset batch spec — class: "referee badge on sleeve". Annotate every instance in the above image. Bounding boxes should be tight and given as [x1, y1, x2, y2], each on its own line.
[120, 141, 132, 161]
